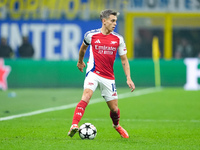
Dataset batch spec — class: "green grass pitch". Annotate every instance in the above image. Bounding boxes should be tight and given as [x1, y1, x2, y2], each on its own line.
[0, 87, 200, 150]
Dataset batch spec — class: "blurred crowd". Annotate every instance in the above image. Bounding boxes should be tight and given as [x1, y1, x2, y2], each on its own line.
[1, 30, 199, 59]
[134, 29, 200, 59]
[0, 0, 199, 60]
[173, 29, 200, 59]
[0, 36, 34, 59]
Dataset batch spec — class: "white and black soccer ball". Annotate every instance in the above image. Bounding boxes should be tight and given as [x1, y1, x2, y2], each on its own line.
[79, 123, 97, 140]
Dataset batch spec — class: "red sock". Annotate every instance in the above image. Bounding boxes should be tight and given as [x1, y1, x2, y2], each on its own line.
[72, 100, 88, 125]
[110, 109, 120, 126]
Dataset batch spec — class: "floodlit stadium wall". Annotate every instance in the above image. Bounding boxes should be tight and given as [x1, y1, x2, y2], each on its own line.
[125, 12, 200, 59]
[0, 19, 102, 60]
[4, 59, 188, 88]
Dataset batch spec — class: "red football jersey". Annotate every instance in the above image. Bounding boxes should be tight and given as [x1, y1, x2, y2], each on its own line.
[83, 28, 127, 80]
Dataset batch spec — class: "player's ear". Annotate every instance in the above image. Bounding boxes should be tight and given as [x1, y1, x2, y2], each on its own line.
[102, 18, 107, 25]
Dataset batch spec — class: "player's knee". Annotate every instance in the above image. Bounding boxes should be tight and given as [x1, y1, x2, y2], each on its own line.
[107, 99, 118, 113]
[110, 107, 118, 113]
[81, 89, 93, 103]
[83, 94, 92, 102]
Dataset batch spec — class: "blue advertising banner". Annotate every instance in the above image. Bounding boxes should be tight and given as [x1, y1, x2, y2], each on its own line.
[0, 19, 117, 60]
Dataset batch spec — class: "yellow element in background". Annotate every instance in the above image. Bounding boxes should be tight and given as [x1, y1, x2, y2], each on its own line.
[152, 36, 160, 61]
[164, 14, 172, 59]
[5, 0, 82, 20]
[0, 0, 7, 17]
[42, 0, 58, 19]
[9, 0, 24, 19]
[124, 12, 172, 60]
[125, 13, 134, 59]
[89, 0, 105, 18]
[61, 0, 80, 20]
[125, 12, 200, 60]
[0, 0, 6, 7]
[24, 0, 39, 19]
[152, 36, 161, 87]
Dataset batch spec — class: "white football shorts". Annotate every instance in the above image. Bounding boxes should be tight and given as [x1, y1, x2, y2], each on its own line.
[84, 72, 118, 102]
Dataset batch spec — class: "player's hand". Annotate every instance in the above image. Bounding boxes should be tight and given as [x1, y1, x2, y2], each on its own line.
[77, 61, 86, 72]
[127, 78, 135, 92]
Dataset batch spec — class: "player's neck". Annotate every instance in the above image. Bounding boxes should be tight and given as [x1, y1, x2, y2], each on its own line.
[101, 27, 111, 35]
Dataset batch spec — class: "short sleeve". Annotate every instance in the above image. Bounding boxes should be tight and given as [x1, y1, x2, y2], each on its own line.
[118, 37, 127, 56]
[83, 31, 91, 45]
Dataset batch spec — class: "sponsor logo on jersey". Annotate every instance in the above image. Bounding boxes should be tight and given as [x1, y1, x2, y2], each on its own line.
[95, 39, 101, 43]
[104, 51, 113, 55]
[95, 45, 116, 51]
[98, 50, 103, 54]
[111, 41, 117, 44]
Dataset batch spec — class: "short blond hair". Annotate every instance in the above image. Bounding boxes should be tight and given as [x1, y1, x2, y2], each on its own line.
[100, 9, 120, 21]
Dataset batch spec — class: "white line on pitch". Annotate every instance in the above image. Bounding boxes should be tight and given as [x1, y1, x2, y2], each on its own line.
[81, 118, 200, 123]
[0, 87, 162, 121]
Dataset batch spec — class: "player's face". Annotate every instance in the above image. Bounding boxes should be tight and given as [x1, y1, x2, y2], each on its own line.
[104, 15, 117, 32]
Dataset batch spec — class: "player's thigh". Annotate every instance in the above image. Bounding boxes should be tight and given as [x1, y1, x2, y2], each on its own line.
[84, 72, 98, 91]
[83, 72, 98, 102]
[99, 77, 118, 102]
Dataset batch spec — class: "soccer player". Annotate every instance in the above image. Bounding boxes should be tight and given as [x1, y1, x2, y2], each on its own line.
[68, 9, 135, 138]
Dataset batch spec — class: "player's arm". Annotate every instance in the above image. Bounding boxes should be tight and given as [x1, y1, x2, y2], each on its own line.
[120, 54, 135, 92]
[77, 42, 88, 72]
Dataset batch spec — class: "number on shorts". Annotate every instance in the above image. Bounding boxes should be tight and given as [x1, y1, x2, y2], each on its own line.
[111, 83, 116, 92]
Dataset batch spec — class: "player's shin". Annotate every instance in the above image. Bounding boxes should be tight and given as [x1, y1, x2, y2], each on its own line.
[110, 109, 120, 126]
[72, 100, 88, 125]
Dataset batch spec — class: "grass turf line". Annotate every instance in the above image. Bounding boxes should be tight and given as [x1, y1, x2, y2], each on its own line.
[0, 87, 162, 121]
[0, 88, 200, 150]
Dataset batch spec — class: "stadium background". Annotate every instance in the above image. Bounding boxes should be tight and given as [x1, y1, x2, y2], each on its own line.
[0, 0, 200, 89]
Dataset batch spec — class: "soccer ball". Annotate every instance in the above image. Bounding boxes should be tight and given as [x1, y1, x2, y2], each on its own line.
[79, 123, 97, 139]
